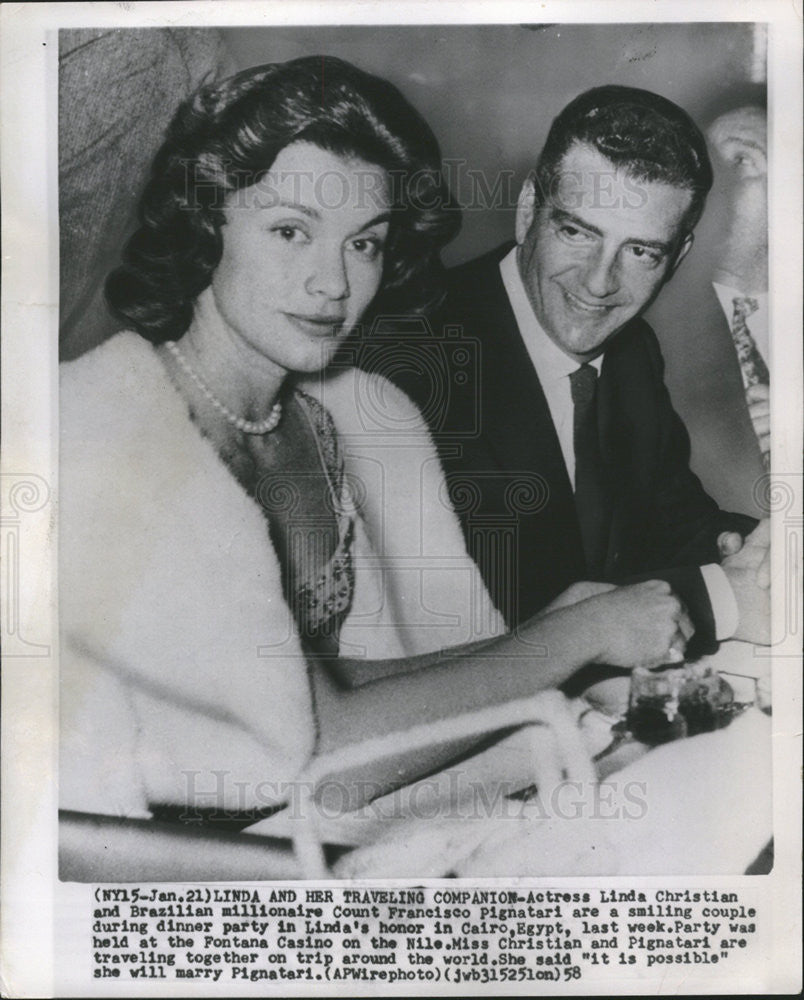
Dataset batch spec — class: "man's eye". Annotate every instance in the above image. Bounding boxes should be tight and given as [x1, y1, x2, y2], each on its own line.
[557, 223, 593, 243]
[730, 151, 763, 177]
[627, 245, 663, 267]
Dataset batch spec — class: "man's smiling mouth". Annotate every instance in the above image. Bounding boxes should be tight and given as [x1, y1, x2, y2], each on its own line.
[561, 287, 616, 314]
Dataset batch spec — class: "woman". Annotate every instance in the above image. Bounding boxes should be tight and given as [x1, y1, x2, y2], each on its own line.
[60, 56, 691, 824]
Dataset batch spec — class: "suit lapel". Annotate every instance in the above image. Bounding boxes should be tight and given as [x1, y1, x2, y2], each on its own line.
[465, 254, 587, 590]
[473, 257, 572, 493]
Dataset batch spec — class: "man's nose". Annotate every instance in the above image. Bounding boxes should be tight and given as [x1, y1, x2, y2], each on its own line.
[306, 246, 349, 300]
[581, 245, 620, 298]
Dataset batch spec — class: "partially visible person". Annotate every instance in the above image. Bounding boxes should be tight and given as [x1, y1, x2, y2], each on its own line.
[706, 103, 769, 467]
[59, 28, 234, 360]
[60, 59, 690, 827]
[645, 88, 769, 516]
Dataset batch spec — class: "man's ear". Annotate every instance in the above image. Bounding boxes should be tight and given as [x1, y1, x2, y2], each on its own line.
[667, 232, 694, 278]
[515, 176, 538, 245]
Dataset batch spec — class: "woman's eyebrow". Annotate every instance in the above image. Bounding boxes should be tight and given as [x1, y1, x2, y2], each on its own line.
[267, 199, 321, 219]
[260, 204, 392, 235]
[350, 211, 392, 235]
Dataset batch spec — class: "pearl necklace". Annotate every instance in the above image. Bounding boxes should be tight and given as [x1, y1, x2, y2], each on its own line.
[165, 340, 283, 435]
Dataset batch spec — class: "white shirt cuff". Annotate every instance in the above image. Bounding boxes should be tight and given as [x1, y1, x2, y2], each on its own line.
[700, 563, 739, 641]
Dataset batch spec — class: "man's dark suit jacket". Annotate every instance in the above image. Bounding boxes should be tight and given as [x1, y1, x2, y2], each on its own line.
[370, 245, 755, 656]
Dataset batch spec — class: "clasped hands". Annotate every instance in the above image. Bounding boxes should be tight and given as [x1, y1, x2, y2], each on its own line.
[542, 578, 694, 671]
[541, 517, 771, 672]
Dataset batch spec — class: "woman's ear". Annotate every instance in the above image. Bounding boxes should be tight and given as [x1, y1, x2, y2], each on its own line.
[515, 177, 538, 245]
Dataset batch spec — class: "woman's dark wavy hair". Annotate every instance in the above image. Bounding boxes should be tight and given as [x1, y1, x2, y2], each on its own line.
[534, 85, 714, 236]
[106, 56, 461, 342]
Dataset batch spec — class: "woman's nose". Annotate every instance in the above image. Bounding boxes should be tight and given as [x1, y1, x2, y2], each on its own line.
[305, 247, 349, 301]
[581, 245, 620, 298]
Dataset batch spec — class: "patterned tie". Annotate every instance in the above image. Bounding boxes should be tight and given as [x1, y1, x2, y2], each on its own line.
[731, 296, 770, 469]
[570, 364, 610, 577]
[731, 296, 769, 387]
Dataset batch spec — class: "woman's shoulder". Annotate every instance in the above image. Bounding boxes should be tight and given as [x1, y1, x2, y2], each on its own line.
[296, 364, 428, 438]
[61, 331, 163, 405]
[61, 329, 154, 376]
[60, 331, 188, 447]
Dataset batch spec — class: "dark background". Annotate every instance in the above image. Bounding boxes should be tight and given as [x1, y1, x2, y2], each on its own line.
[224, 23, 755, 268]
[59, 23, 767, 515]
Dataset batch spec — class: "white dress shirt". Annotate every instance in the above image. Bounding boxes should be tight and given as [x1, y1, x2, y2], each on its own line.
[499, 248, 602, 490]
[499, 248, 738, 640]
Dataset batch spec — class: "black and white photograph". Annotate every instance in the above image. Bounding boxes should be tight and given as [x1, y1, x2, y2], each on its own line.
[1, 2, 801, 995]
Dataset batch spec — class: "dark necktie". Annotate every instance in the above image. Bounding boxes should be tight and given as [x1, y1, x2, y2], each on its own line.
[731, 296, 770, 470]
[570, 364, 610, 577]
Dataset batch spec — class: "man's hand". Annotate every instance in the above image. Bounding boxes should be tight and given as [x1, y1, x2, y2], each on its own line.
[725, 517, 771, 587]
[745, 383, 770, 460]
[719, 518, 770, 587]
[722, 518, 771, 643]
[717, 530, 744, 558]
[582, 580, 694, 670]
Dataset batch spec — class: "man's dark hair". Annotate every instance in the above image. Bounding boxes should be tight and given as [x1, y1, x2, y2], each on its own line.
[534, 85, 714, 234]
[106, 55, 460, 343]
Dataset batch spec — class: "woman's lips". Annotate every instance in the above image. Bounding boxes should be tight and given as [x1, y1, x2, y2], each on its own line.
[284, 312, 346, 335]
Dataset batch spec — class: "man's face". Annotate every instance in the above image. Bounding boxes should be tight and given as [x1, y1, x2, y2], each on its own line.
[706, 105, 767, 181]
[516, 142, 694, 362]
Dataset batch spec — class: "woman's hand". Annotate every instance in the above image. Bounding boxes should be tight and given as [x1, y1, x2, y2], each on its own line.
[536, 580, 617, 616]
[574, 580, 694, 670]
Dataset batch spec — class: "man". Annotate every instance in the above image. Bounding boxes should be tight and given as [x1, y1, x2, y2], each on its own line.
[383, 85, 768, 652]
[645, 96, 769, 518]
[707, 102, 770, 466]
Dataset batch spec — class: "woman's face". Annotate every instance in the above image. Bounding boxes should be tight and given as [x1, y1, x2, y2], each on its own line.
[209, 141, 391, 376]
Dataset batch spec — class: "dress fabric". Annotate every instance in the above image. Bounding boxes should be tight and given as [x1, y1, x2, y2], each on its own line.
[59, 331, 506, 818]
[289, 391, 356, 653]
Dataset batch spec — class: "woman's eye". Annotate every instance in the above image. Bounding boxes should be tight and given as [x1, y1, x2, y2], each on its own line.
[348, 236, 384, 260]
[271, 224, 309, 244]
